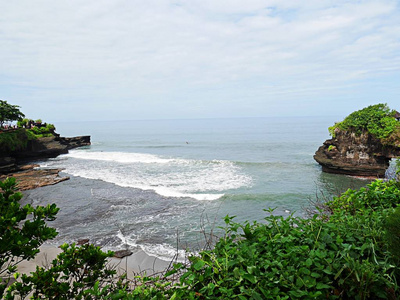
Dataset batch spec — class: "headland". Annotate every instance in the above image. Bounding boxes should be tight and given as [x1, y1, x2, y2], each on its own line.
[0, 128, 90, 190]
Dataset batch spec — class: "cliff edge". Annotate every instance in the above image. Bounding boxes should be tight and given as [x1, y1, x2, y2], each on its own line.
[0, 131, 90, 174]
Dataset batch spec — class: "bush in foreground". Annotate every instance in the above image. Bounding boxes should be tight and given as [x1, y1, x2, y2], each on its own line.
[170, 180, 399, 299]
[0, 178, 59, 296]
[1, 178, 400, 299]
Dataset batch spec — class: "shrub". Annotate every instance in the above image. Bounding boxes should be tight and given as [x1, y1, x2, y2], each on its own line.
[29, 125, 54, 138]
[384, 207, 400, 262]
[172, 180, 400, 299]
[0, 129, 36, 153]
[0, 178, 59, 296]
[328, 104, 400, 146]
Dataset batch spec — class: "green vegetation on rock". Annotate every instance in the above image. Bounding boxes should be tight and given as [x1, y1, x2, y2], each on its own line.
[28, 123, 56, 138]
[328, 103, 400, 146]
[0, 129, 36, 153]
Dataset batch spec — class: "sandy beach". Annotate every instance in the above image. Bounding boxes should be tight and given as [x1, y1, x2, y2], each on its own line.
[17, 244, 173, 279]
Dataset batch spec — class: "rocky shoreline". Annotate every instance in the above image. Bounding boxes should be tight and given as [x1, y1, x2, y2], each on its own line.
[0, 164, 69, 191]
[0, 134, 90, 190]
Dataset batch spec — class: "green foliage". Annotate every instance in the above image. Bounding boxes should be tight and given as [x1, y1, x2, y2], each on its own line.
[29, 126, 52, 137]
[28, 123, 56, 138]
[6, 243, 117, 300]
[170, 180, 400, 299]
[384, 207, 400, 262]
[328, 145, 336, 152]
[0, 129, 37, 153]
[396, 159, 400, 181]
[328, 104, 400, 145]
[17, 118, 29, 128]
[0, 100, 25, 128]
[2, 177, 400, 299]
[0, 178, 59, 296]
[327, 179, 400, 214]
[46, 123, 56, 131]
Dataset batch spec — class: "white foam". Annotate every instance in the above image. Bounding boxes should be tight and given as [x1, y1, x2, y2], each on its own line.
[67, 150, 174, 164]
[151, 187, 224, 201]
[48, 150, 253, 201]
[116, 231, 187, 262]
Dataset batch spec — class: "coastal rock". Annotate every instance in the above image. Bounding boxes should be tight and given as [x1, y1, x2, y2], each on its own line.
[59, 136, 91, 150]
[0, 135, 91, 174]
[77, 239, 90, 245]
[0, 131, 90, 189]
[314, 130, 400, 177]
[113, 250, 133, 259]
[0, 165, 69, 191]
[13, 136, 69, 161]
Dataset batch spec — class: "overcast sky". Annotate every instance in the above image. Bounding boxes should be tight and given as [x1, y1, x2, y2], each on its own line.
[1, 1, 399, 122]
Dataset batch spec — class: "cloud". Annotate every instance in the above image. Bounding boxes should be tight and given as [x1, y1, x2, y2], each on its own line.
[0, 0, 399, 121]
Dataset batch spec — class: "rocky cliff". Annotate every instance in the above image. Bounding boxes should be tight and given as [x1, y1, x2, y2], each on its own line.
[314, 129, 400, 177]
[0, 134, 90, 174]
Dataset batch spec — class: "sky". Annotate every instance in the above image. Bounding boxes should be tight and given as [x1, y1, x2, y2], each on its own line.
[1, 0, 399, 122]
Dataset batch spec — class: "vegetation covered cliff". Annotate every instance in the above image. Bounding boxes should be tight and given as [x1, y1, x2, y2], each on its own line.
[0, 100, 91, 174]
[314, 104, 400, 177]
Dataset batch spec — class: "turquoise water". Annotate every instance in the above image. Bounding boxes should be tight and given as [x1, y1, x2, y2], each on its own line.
[23, 117, 367, 260]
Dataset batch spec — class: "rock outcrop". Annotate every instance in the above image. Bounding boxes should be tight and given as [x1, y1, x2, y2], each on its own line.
[0, 135, 90, 172]
[0, 164, 70, 191]
[0, 133, 90, 189]
[314, 130, 400, 177]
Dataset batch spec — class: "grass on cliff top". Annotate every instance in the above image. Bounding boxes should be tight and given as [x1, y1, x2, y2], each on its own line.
[0, 128, 36, 153]
[328, 103, 400, 146]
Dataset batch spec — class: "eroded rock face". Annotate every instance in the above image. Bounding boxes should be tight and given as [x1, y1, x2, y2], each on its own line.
[0, 135, 91, 173]
[0, 134, 90, 189]
[59, 136, 91, 150]
[314, 130, 400, 177]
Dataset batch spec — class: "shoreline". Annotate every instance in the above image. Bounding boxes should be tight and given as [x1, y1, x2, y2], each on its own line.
[17, 244, 172, 279]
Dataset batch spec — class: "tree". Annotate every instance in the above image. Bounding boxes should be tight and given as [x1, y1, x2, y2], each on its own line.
[0, 177, 59, 296]
[0, 100, 25, 128]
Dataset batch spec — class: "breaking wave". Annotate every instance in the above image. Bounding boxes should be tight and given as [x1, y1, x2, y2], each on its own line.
[45, 150, 252, 201]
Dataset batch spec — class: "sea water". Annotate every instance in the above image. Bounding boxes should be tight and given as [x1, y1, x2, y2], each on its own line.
[22, 117, 367, 260]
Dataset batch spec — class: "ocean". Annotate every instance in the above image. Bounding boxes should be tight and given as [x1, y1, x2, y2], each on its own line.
[22, 117, 367, 260]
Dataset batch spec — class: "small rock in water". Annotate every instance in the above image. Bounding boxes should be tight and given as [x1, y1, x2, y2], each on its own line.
[113, 250, 133, 258]
[77, 239, 90, 245]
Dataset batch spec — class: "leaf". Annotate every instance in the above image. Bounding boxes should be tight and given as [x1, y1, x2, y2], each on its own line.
[247, 266, 257, 275]
[316, 282, 331, 290]
[305, 258, 313, 267]
[193, 260, 206, 271]
[243, 273, 257, 284]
